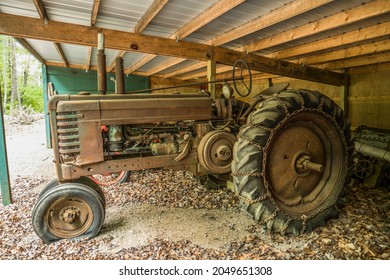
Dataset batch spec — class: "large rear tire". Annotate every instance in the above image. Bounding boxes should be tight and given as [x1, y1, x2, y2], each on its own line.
[232, 89, 353, 234]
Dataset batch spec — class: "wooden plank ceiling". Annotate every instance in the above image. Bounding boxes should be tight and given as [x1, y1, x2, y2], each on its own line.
[0, 0, 389, 83]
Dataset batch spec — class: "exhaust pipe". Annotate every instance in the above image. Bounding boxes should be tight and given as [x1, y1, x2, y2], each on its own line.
[97, 33, 106, 94]
[355, 141, 390, 163]
[115, 57, 125, 94]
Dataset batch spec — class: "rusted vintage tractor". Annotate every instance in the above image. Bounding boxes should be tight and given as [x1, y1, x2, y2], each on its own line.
[32, 37, 352, 244]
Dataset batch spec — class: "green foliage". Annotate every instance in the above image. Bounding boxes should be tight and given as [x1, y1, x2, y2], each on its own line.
[21, 85, 44, 112]
[1, 35, 43, 113]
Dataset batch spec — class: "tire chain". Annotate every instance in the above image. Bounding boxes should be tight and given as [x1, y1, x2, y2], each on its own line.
[232, 91, 351, 232]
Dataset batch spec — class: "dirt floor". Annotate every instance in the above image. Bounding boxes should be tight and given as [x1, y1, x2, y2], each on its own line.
[0, 118, 389, 260]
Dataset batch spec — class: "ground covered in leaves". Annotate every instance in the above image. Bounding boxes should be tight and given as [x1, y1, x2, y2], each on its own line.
[0, 120, 389, 260]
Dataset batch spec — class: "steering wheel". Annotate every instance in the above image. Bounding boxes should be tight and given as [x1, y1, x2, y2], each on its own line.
[232, 59, 252, 97]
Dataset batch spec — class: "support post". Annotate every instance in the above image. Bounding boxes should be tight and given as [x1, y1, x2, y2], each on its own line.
[207, 60, 216, 100]
[0, 86, 12, 205]
[340, 70, 349, 117]
[42, 65, 51, 148]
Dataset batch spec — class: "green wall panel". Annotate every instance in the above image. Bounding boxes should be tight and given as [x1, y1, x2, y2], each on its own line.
[46, 66, 149, 94]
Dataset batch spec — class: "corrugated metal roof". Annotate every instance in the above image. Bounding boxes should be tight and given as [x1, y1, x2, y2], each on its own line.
[185, 0, 293, 43]
[61, 43, 90, 65]
[222, 0, 381, 50]
[25, 38, 60, 62]
[43, 0, 94, 26]
[96, 0, 155, 32]
[142, 0, 219, 38]
[0, 0, 39, 18]
[0, 0, 388, 77]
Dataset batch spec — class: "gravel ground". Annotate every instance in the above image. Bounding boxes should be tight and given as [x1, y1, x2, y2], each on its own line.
[0, 119, 389, 260]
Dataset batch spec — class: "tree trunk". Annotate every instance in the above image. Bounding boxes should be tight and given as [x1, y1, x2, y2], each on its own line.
[10, 39, 19, 115]
[2, 36, 7, 109]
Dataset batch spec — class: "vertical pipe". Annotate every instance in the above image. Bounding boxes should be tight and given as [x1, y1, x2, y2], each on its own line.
[0, 86, 12, 205]
[115, 57, 125, 94]
[97, 33, 106, 95]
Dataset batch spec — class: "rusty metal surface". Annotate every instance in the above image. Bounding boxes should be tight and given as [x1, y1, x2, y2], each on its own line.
[198, 130, 236, 174]
[265, 112, 343, 217]
[115, 57, 125, 94]
[44, 194, 94, 238]
[59, 152, 199, 180]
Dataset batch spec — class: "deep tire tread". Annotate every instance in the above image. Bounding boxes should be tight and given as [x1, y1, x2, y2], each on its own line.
[232, 89, 353, 234]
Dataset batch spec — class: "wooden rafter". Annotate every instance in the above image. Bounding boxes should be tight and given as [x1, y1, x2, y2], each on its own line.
[14, 38, 45, 64]
[160, 0, 334, 78]
[138, 0, 246, 76]
[244, 0, 389, 53]
[0, 13, 347, 86]
[296, 40, 390, 65]
[32, 0, 69, 68]
[90, 0, 101, 27]
[32, 0, 48, 20]
[163, 61, 206, 78]
[271, 22, 390, 60]
[209, 0, 334, 46]
[178, 39, 390, 81]
[109, 0, 168, 72]
[86, 46, 93, 71]
[54, 43, 69, 68]
[315, 52, 390, 70]
[124, 54, 157, 74]
[134, 0, 168, 34]
[163, 1, 390, 79]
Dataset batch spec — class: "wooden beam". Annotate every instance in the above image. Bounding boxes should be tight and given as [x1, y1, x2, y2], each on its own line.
[186, 40, 390, 80]
[161, 0, 333, 78]
[32, 0, 48, 20]
[135, 0, 245, 76]
[124, 54, 157, 74]
[134, 0, 168, 34]
[174, 0, 245, 41]
[14, 38, 45, 64]
[162, 61, 207, 78]
[348, 61, 390, 74]
[144, 57, 187, 76]
[314, 52, 390, 70]
[54, 43, 69, 68]
[296, 40, 390, 65]
[272, 22, 390, 60]
[178, 24, 390, 80]
[90, 0, 101, 27]
[244, 0, 389, 53]
[207, 60, 216, 99]
[0, 13, 347, 86]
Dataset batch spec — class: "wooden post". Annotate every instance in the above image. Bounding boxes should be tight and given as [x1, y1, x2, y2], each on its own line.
[207, 60, 216, 100]
[0, 86, 12, 205]
[340, 70, 349, 117]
